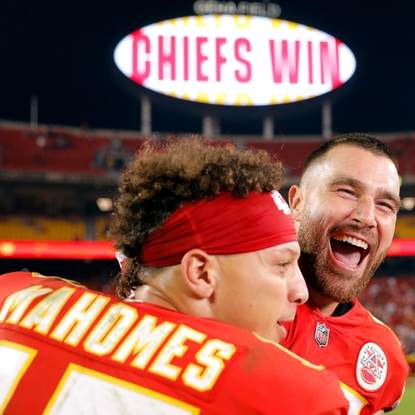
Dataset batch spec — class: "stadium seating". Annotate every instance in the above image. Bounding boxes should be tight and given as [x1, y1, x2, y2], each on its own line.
[95, 217, 111, 241]
[2, 122, 415, 177]
[358, 277, 415, 355]
[0, 216, 86, 241]
[0, 124, 144, 174]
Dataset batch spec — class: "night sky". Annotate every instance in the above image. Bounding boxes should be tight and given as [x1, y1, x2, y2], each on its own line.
[1, 0, 414, 137]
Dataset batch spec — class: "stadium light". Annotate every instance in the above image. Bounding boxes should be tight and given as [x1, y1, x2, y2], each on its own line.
[402, 197, 415, 211]
[97, 198, 113, 211]
[1, 239, 415, 259]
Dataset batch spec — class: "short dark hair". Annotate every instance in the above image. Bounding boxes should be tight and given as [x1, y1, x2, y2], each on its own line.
[108, 137, 284, 299]
[303, 133, 399, 176]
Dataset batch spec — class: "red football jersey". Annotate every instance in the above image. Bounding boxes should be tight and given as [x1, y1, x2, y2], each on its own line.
[0, 272, 348, 415]
[280, 299, 409, 415]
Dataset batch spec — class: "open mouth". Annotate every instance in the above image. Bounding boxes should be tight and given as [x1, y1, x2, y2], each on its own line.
[330, 234, 370, 271]
[276, 320, 287, 340]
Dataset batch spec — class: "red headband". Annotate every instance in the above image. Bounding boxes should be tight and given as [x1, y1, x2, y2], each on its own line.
[140, 191, 297, 267]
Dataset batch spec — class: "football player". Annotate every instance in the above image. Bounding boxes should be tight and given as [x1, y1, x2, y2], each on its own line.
[281, 133, 409, 415]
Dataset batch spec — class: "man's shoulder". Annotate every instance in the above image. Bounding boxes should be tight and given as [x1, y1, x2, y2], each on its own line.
[0, 271, 33, 281]
[241, 334, 341, 388]
[353, 301, 402, 347]
[218, 337, 349, 413]
[0, 271, 51, 289]
[0, 271, 87, 295]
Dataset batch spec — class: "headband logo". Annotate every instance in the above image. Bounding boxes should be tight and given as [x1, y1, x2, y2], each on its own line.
[116, 251, 128, 273]
[271, 191, 291, 215]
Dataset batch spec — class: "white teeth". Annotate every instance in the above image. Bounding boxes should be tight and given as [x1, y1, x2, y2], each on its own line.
[337, 260, 358, 268]
[332, 234, 368, 250]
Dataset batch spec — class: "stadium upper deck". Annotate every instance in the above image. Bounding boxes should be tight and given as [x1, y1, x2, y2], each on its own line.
[2, 120, 415, 183]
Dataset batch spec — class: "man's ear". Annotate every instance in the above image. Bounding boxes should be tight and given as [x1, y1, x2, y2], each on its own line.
[289, 185, 305, 222]
[181, 249, 216, 299]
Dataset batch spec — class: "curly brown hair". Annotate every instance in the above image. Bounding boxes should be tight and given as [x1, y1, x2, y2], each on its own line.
[108, 137, 284, 299]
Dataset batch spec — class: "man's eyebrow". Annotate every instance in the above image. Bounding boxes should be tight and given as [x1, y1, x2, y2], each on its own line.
[382, 190, 402, 211]
[328, 177, 401, 210]
[328, 177, 362, 189]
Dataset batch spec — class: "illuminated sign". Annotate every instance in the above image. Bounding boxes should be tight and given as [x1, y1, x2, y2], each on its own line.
[114, 15, 356, 106]
[193, 1, 281, 17]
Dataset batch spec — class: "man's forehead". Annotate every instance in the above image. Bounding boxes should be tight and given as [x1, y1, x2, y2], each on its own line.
[325, 145, 383, 163]
[328, 176, 400, 201]
[302, 145, 400, 192]
[315, 146, 396, 175]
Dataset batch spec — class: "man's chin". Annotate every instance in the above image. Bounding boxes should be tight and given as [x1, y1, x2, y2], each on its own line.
[308, 267, 372, 303]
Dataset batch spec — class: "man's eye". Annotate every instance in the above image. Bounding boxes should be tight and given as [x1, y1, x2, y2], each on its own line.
[378, 202, 394, 211]
[338, 188, 354, 195]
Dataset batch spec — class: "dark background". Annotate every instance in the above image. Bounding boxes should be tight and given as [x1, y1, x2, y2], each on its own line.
[1, 0, 414, 136]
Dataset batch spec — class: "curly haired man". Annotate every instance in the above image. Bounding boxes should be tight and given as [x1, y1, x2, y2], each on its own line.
[0, 138, 348, 414]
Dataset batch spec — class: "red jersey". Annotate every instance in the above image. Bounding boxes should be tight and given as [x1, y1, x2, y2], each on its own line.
[0, 272, 349, 415]
[280, 299, 409, 415]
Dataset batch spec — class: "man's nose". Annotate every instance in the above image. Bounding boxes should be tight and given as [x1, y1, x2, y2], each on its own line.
[288, 263, 308, 305]
[350, 197, 376, 229]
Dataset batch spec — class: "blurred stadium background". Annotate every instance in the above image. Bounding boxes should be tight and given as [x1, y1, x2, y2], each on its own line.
[2, 124, 415, 414]
[1, 0, 415, 410]
[1, 121, 414, 363]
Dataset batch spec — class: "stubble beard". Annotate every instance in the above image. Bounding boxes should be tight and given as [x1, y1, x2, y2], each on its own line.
[297, 211, 388, 303]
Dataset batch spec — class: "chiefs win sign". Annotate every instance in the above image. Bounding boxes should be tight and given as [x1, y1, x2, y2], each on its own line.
[114, 15, 356, 106]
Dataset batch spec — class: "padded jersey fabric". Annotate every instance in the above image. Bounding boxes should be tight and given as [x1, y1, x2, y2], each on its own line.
[0, 271, 349, 415]
[281, 299, 409, 415]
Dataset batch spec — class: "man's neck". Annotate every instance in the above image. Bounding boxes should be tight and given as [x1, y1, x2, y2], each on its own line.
[307, 286, 339, 317]
[134, 284, 178, 311]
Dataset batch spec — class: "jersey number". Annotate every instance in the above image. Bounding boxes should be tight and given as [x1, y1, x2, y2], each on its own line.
[340, 382, 369, 415]
[0, 341, 200, 415]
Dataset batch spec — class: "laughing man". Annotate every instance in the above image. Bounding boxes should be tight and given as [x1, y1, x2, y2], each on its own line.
[280, 133, 409, 415]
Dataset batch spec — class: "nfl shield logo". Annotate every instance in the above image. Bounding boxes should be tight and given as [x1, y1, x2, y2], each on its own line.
[315, 322, 330, 347]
